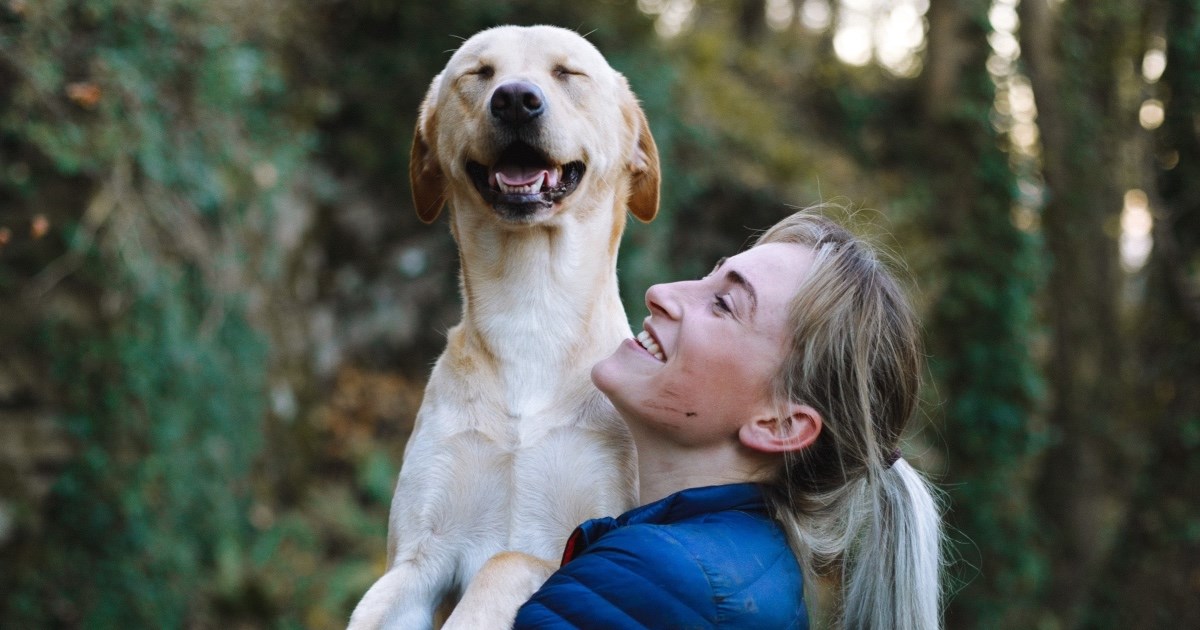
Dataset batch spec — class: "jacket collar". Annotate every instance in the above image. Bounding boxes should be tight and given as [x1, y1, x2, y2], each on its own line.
[561, 483, 767, 565]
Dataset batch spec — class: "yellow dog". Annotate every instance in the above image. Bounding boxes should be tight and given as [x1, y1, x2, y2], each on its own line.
[349, 25, 659, 629]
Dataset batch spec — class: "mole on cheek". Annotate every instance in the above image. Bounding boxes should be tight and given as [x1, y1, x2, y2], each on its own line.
[685, 412, 697, 417]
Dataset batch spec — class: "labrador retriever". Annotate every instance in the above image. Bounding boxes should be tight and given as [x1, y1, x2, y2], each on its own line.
[348, 25, 659, 629]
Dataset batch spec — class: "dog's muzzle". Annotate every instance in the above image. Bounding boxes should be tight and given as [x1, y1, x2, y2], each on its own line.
[466, 142, 585, 221]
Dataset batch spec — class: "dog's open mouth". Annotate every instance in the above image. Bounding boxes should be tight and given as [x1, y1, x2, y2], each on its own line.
[467, 142, 585, 219]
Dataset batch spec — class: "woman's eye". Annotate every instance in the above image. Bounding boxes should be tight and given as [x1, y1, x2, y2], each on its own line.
[714, 294, 733, 313]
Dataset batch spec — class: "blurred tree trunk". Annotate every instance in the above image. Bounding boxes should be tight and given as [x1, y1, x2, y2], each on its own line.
[736, 0, 766, 41]
[1019, 0, 1140, 625]
[1085, 0, 1200, 626]
[915, 0, 1043, 626]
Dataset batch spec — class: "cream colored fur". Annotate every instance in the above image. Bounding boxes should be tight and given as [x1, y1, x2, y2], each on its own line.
[347, 25, 659, 630]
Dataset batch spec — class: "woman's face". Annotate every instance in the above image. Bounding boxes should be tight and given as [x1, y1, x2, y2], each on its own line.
[592, 242, 815, 447]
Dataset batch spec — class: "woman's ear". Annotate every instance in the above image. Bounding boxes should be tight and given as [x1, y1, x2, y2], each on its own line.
[739, 404, 823, 454]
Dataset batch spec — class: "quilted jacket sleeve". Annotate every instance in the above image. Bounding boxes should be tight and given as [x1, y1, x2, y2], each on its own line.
[512, 524, 718, 629]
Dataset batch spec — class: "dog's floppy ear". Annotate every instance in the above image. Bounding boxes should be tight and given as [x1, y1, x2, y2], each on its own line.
[411, 74, 448, 224]
[621, 79, 660, 223]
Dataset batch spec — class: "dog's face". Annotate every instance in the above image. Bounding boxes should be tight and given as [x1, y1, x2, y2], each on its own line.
[411, 25, 659, 225]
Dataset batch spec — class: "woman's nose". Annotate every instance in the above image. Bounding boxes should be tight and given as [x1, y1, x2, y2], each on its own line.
[645, 281, 684, 319]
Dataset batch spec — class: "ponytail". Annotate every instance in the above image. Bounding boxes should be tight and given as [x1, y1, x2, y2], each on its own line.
[842, 459, 942, 629]
[770, 459, 943, 630]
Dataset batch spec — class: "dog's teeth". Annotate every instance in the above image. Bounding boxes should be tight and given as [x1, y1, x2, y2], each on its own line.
[495, 172, 548, 195]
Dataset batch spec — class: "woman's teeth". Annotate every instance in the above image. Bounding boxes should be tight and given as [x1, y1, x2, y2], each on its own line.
[636, 330, 665, 361]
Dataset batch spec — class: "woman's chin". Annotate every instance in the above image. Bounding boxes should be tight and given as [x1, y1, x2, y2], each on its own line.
[590, 351, 618, 394]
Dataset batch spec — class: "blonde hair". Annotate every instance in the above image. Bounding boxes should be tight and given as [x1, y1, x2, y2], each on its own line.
[756, 211, 943, 629]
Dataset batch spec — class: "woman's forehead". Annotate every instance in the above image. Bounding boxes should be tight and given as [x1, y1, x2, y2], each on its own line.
[727, 243, 814, 288]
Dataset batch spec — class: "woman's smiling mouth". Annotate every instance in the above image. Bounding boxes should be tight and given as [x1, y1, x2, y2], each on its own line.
[636, 330, 666, 362]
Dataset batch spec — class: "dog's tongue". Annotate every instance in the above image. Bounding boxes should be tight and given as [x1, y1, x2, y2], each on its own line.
[493, 165, 560, 189]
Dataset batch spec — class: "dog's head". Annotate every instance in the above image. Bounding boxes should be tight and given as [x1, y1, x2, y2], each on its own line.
[410, 25, 659, 226]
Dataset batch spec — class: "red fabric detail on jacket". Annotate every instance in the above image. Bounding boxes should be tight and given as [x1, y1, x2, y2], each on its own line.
[561, 528, 585, 566]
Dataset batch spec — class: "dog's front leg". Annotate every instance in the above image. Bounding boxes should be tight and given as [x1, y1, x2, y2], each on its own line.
[348, 559, 451, 630]
[441, 552, 557, 630]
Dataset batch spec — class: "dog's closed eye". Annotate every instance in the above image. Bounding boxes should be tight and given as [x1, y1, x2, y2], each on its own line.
[553, 65, 586, 79]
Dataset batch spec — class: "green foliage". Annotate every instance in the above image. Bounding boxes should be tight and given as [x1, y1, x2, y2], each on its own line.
[17, 277, 268, 627]
[1, 0, 309, 625]
[930, 206, 1047, 627]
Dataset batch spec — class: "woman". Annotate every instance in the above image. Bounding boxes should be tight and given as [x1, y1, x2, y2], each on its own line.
[512, 211, 943, 629]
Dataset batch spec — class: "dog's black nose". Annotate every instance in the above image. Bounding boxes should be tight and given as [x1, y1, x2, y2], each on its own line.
[490, 81, 546, 126]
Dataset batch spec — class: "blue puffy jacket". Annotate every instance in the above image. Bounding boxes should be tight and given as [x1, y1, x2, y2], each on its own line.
[513, 483, 809, 629]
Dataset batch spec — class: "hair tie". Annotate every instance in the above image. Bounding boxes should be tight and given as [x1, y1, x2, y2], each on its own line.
[885, 447, 902, 469]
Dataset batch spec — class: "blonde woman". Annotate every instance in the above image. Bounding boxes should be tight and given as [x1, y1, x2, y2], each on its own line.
[512, 211, 943, 629]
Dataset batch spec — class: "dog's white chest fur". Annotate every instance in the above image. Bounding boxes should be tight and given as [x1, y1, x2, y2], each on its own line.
[385, 295, 636, 599]
[402, 336, 634, 552]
